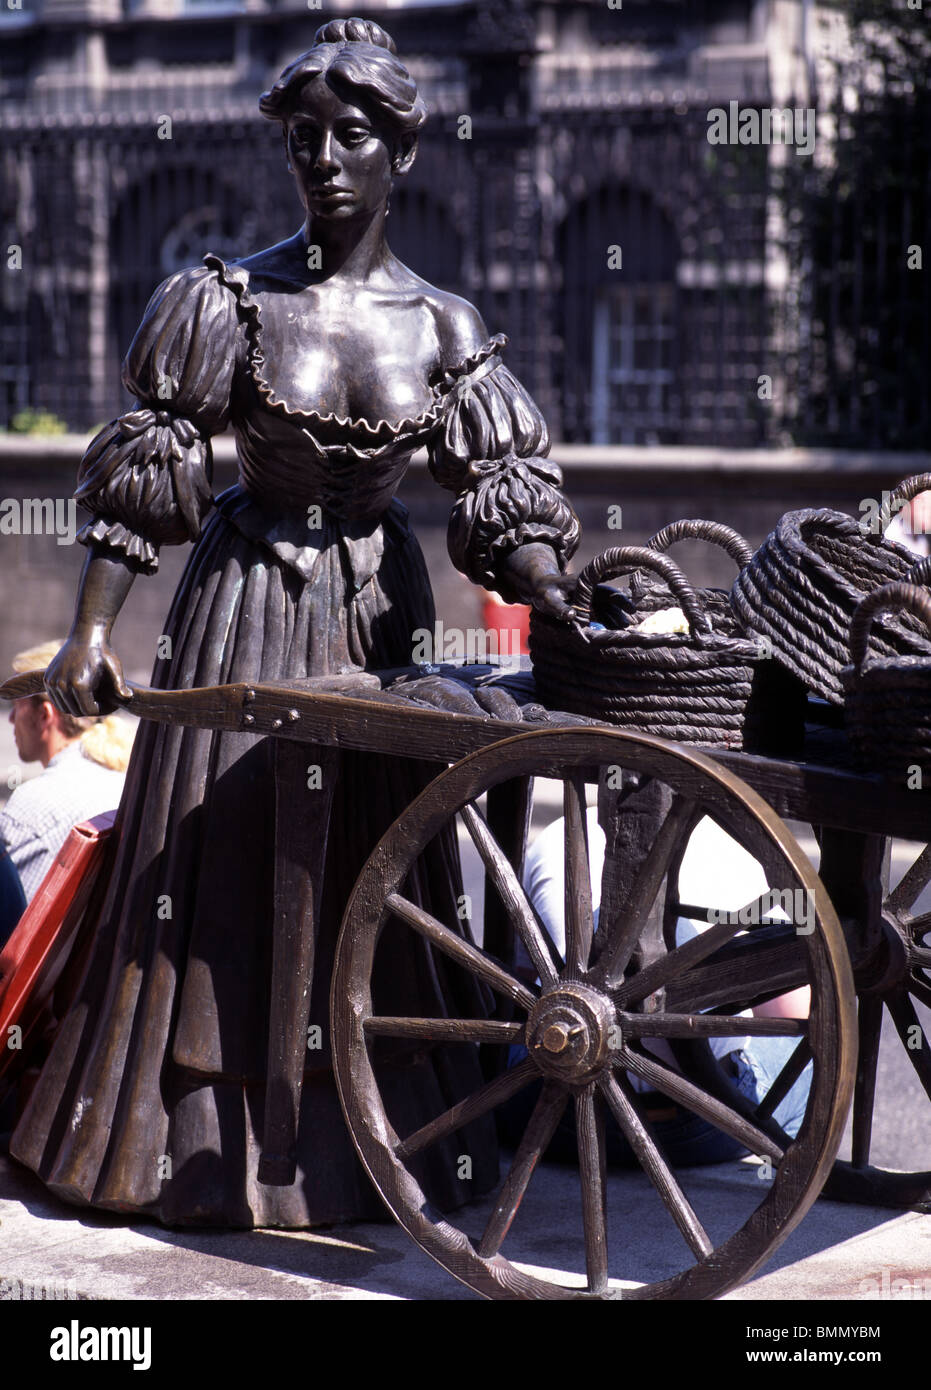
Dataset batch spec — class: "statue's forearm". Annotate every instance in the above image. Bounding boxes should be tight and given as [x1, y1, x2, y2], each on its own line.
[503, 542, 563, 586]
[69, 545, 139, 640]
[499, 541, 575, 622]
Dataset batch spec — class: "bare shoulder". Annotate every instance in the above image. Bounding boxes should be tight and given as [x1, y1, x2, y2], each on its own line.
[428, 289, 490, 368]
[389, 259, 490, 367]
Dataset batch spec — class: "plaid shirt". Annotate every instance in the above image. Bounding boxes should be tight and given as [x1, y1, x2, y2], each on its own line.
[0, 741, 125, 900]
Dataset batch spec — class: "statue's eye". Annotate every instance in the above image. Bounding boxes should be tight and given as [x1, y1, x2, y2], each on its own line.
[342, 127, 369, 146]
[290, 127, 314, 148]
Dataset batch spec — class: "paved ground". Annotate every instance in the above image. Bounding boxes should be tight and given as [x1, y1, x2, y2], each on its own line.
[1, 1151, 929, 1302]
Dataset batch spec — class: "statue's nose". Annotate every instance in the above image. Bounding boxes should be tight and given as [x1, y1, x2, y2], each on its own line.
[314, 132, 339, 174]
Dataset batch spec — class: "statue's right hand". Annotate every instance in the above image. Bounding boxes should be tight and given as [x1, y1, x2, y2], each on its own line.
[44, 632, 132, 717]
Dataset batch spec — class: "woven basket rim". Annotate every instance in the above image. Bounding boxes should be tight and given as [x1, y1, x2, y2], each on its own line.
[774, 507, 920, 606]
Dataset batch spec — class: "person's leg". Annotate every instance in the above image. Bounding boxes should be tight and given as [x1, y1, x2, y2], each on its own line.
[732, 1038, 813, 1139]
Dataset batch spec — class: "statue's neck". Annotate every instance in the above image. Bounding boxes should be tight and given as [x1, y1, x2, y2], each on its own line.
[301, 205, 390, 284]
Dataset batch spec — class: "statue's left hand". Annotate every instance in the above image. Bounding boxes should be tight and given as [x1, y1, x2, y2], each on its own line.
[500, 543, 577, 623]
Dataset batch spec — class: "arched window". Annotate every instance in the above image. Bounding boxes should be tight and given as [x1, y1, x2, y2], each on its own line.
[108, 164, 260, 415]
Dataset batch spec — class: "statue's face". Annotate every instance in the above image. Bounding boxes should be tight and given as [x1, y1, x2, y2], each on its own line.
[285, 75, 394, 223]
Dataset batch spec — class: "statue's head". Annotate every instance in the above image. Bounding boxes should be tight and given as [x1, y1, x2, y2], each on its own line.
[260, 19, 427, 224]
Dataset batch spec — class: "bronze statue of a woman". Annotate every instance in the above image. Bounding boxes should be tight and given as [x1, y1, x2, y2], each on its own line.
[9, 16, 580, 1227]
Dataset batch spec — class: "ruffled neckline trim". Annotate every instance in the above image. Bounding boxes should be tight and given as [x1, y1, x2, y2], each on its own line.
[203, 252, 507, 442]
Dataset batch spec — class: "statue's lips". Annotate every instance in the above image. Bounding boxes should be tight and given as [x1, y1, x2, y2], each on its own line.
[308, 187, 353, 202]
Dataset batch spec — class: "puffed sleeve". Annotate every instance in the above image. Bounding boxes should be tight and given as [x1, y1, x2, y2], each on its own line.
[74, 259, 241, 573]
[428, 335, 581, 602]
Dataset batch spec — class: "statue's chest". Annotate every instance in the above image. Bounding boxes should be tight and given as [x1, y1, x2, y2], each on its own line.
[249, 289, 441, 425]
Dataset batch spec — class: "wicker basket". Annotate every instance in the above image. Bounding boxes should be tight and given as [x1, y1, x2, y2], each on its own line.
[842, 583, 931, 782]
[530, 546, 796, 751]
[632, 518, 808, 750]
[732, 473, 931, 704]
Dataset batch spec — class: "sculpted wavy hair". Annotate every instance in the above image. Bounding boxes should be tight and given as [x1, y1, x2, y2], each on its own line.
[259, 17, 427, 152]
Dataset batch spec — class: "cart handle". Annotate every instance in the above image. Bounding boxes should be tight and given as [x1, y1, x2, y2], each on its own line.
[572, 546, 713, 636]
[849, 583, 931, 669]
[0, 669, 135, 706]
[0, 669, 380, 717]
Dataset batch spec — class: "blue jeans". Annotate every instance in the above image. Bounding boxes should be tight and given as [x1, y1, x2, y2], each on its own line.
[732, 1037, 813, 1141]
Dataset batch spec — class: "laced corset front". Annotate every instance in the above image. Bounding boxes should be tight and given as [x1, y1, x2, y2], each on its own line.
[207, 254, 487, 521]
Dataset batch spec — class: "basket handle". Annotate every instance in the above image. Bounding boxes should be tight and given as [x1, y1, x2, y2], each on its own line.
[849, 582, 931, 669]
[573, 547, 713, 636]
[906, 555, 931, 587]
[645, 518, 754, 569]
[870, 473, 931, 540]
[630, 518, 754, 604]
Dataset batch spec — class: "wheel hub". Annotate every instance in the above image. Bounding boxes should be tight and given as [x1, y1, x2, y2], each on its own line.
[526, 983, 617, 1083]
[855, 912, 911, 996]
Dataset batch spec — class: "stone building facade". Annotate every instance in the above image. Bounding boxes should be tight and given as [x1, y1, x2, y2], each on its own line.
[0, 1, 889, 447]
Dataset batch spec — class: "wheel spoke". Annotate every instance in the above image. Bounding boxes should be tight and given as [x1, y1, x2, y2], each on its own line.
[563, 772, 596, 974]
[907, 910, 931, 943]
[887, 844, 931, 916]
[575, 1085, 609, 1292]
[477, 1082, 568, 1258]
[386, 893, 536, 1012]
[622, 1013, 806, 1040]
[612, 915, 752, 1007]
[594, 794, 696, 986]
[851, 995, 883, 1168]
[908, 973, 931, 1010]
[618, 1045, 785, 1162]
[755, 1038, 812, 1124]
[675, 889, 807, 933]
[599, 1073, 712, 1261]
[364, 1017, 524, 1044]
[886, 990, 931, 1106]
[672, 901, 727, 923]
[396, 1058, 539, 1160]
[459, 801, 562, 988]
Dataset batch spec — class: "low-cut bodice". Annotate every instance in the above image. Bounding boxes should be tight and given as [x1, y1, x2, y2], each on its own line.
[74, 247, 580, 599]
[208, 252, 490, 521]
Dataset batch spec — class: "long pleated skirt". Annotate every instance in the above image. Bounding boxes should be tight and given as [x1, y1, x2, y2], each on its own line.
[10, 496, 499, 1226]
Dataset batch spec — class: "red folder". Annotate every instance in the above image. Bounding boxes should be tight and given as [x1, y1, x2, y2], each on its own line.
[0, 811, 115, 1083]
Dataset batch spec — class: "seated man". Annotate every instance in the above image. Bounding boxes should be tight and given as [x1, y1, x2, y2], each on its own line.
[501, 805, 812, 1167]
[0, 642, 132, 920]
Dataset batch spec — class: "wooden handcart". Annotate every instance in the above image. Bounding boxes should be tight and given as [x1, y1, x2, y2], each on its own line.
[3, 660, 930, 1301]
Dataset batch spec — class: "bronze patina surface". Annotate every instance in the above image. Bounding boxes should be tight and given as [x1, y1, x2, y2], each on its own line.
[8, 16, 579, 1229]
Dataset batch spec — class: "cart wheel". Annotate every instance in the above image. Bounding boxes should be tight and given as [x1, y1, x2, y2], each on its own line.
[825, 837, 931, 1210]
[332, 728, 856, 1300]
